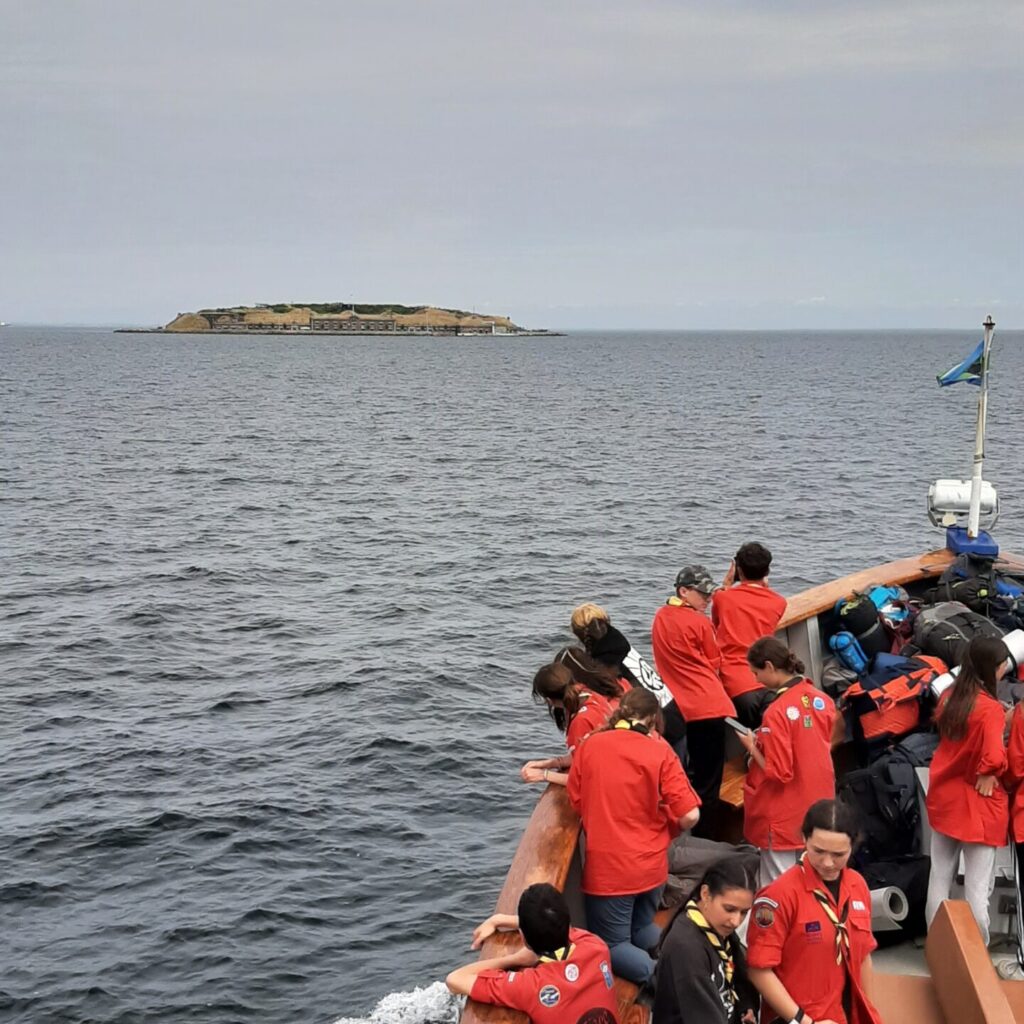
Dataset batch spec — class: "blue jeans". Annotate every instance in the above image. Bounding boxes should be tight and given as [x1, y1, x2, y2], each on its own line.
[584, 884, 664, 984]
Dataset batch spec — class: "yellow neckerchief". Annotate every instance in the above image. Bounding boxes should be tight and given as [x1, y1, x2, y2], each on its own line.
[613, 718, 649, 734]
[800, 855, 851, 966]
[684, 900, 737, 1005]
[538, 943, 576, 963]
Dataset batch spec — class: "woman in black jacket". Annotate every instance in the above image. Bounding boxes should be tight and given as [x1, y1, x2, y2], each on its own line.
[653, 860, 758, 1024]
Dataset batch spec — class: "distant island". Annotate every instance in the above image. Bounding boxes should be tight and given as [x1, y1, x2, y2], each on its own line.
[118, 303, 559, 337]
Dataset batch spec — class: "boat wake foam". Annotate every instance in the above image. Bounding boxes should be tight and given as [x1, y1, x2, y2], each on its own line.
[332, 982, 460, 1024]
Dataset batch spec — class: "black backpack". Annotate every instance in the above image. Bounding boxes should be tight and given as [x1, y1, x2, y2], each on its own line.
[837, 735, 937, 862]
[927, 553, 998, 615]
[912, 602, 1005, 667]
[835, 593, 890, 662]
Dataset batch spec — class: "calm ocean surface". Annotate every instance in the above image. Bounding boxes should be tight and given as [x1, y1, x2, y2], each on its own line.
[3, 326, 1023, 1023]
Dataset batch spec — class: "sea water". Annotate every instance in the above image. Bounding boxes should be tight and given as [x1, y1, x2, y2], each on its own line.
[2, 326, 1023, 1023]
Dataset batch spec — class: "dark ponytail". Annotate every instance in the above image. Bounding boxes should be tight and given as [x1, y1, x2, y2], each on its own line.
[603, 687, 662, 734]
[937, 635, 1008, 741]
[532, 663, 580, 732]
[747, 635, 804, 676]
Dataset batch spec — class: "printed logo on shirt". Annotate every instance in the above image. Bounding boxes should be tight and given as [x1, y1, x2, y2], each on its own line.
[564, 962, 580, 983]
[786, 706, 800, 721]
[753, 897, 776, 928]
[538, 985, 561, 1007]
[813, 696, 826, 711]
[599, 960, 614, 989]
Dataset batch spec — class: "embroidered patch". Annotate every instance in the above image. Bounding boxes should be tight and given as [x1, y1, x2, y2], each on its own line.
[760, 726, 771, 734]
[754, 904, 775, 928]
[539, 985, 561, 1007]
[564, 962, 579, 982]
[801, 694, 810, 708]
[599, 960, 613, 989]
[852, 899, 866, 911]
[803, 715, 812, 728]
[755, 896, 779, 908]
[813, 696, 826, 711]
[786, 706, 800, 721]
[805, 921, 822, 932]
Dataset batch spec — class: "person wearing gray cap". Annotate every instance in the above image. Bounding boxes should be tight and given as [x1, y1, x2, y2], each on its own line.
[651, 565, 736, 838]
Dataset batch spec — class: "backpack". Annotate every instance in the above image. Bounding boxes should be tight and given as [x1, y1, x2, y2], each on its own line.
[928, 553, 998, 615]
[837, 735, 936, 862]
[912, 602, 1004, 666]
[835, 592, 890, 663]
[840, 654, 946, 763]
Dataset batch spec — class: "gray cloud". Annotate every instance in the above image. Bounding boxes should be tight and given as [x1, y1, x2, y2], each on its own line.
[1, 0, 1021, 327]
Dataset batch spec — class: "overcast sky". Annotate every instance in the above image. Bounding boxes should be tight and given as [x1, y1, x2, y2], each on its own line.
[2, 0, 1022, 328]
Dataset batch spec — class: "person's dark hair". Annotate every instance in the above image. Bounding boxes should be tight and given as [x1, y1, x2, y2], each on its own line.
[735, 542, 772, 581]
[936, 635, 1008, 742]
[662, 858, 754, 949]
[604, 686, 662, 734]
[801, 799, 859, 841]
[747, 635, 804, 676]
[517, 883, 570, 955]
[532, 663, 576, 732]
[554, 646, 623, 697]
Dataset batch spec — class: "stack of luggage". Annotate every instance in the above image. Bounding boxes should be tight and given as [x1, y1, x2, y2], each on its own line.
[822, 554, 1024, 943]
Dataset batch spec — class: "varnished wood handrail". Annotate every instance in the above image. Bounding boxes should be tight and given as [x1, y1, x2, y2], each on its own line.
[926, 901, 1015, 1023]
[779, 548, 1024, 628]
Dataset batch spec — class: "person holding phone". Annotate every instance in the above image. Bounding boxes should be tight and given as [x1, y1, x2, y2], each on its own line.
[736, 637, 837, 885]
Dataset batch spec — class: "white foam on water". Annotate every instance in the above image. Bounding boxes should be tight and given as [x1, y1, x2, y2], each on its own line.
[331, 982, 461, 1024]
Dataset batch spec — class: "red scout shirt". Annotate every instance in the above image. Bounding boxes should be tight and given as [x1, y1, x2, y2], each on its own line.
[651, 600, 735, 721]
[926, 690, 1009, 846]
[470, 927, 620, 1024]
[746, 858, 881, 1024]
[743, 679, 837, 850]
[1004, 703, 1024, 844]
[567, 726, 700, 896]
[565, 691, 619, 755]
[712, 583, 788, 698]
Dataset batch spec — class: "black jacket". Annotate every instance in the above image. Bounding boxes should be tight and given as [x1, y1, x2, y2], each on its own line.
[653, 913, 758, 1024]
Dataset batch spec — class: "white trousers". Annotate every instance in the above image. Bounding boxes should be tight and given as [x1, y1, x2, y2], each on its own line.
[925, 829, 997, 946]
[759, 848, 800, 888]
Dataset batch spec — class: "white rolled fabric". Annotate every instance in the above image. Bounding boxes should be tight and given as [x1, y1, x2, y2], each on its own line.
[870, 886, 909, 932]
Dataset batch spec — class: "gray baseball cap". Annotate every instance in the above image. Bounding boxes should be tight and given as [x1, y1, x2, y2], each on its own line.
[674, 565, 718, 595]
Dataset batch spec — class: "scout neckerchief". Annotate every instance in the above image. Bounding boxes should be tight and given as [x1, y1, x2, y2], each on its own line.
[614, 719, 650, 734]
[811, 885, 851, 965]
[538, 943, 576, 963]
[685, 900, 738, 1008]
[799, 853, 851, 966]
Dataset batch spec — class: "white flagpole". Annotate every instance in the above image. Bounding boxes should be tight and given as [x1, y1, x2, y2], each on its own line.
[967, 315, 995, 538]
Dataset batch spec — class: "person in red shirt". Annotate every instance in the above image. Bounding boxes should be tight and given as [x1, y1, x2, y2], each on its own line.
[737, 637, 837, 886]
[1002, 700, 1024, 978]
[568, 687, 701, 984]
[446, 882, 619, 1024]
[712, 543, 788, 728]
[747, 799, 883, 1024]
[652, 564, 734, 837]
[925, 635, 1011, 946]
[520, 657, 622, 787]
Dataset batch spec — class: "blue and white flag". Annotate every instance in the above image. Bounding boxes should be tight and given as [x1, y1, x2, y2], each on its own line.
[937, 340, 985, 387]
